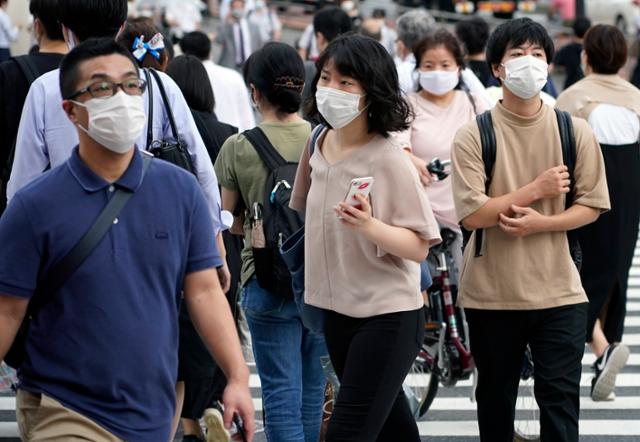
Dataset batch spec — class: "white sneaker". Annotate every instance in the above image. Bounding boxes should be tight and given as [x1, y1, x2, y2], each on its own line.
[203, 408, 230, 442]
[591, 343, 630, 402]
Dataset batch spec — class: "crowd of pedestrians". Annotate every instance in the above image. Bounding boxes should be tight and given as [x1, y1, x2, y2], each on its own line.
[0, 1, 637, 442]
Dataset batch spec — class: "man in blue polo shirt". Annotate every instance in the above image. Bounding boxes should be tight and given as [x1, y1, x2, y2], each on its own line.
[0, 39, 254, 441]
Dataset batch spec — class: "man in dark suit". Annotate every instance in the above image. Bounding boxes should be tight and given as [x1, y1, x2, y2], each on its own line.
[216, 0, 263, 70]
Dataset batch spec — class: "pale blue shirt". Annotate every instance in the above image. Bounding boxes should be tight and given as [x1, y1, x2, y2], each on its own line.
[0, 9, 18, 48]
[9, 68, 224, 233]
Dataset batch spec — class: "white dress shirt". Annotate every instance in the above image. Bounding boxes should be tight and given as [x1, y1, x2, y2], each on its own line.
[9, 68, 224, 233]
[203, 59, 256, 131]
[0, 9, 18, 49]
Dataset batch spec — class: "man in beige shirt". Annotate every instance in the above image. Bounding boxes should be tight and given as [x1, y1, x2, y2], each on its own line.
[451, 18, 610, 442]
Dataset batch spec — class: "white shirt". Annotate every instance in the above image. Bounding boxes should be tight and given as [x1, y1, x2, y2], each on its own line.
[233, 19, 252, 66]
[248, 6, 281, 42]
[0, 9, 18, 49]
[203, 60, 256, 132]
[10, 68, 224, 233]
[588, 104, 640, 145]
[395, 54, 493, 109]
[165, 0, 202, 38]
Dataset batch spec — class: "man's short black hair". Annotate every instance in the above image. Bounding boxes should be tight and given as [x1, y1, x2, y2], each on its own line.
[179, 31, 212, 61]
[60, 38, 138, 99]
[573, 17, 591, 39]
[313, 7, 352, 43]
[455, 17, 490, 57]
[30, 0, 64, 41]
[486, 18, 554, 80]
[307, 33, 412, 136]
[57, 0, 127, 42]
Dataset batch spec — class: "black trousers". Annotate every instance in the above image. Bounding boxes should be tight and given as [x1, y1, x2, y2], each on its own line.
[324, 308, 424, 442]
[465, 304, 587, 442]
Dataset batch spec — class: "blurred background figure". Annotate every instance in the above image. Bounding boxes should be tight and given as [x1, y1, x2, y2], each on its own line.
[247, 0, 282, 42]
[339, 0, 362, 29]
[372, 8, 396, 56]
[216, 0, 263, 70]
[180, 30, 255, 131]
[552, 16, 591, 90]
[549, 0, 576, 24]
[395, 9, 436, 93]
[455, 16, 496, 88]
[556, 24, 638, 403]
[164, 0, 204, 42]
[302, 6, 352, 109]
[0, 0, 19, 62]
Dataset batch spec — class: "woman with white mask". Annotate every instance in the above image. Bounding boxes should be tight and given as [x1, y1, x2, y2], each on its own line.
[395, 28, 488, 287]
[290, 34, 441, 441]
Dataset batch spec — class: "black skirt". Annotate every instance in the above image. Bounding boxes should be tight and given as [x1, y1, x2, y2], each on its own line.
[578, 142, 640, 342]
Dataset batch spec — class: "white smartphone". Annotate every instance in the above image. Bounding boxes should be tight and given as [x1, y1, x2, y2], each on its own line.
[343, 177, 375, 210]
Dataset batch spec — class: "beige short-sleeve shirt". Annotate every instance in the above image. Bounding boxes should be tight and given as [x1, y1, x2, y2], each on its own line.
[291, 131, 441, 318]
[451, 102, 610, 310]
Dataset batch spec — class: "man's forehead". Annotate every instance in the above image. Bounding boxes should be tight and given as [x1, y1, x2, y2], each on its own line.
[77, 54, 138, 82]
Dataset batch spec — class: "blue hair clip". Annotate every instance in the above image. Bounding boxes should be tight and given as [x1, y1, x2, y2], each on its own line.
[132, 33, 165, 62]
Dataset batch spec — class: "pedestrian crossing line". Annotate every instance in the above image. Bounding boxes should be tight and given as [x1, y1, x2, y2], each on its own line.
[404, 373, 640, 388]
[425, 396, 640, 411]
[625, 316, 640, 326]
[0, 423, 17, 438]
[616, 333, 640, 345]
[582, 354, 640, 366]
[629, 288, 640, 298]
[626, 302, 640, 311]
[628, 277, 640, 287]
[416, 420, 640, 437]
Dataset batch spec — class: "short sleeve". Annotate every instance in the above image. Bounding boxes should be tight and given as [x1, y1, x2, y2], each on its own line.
[451, 121, 490, 222]
[186, 184, 224, 274]
[0, 196, 42, 298]
[290, 140, 312, 214]
[371, 146, 441, 256]
[571, 117, 611, 212]
[214, 135, 240, 191]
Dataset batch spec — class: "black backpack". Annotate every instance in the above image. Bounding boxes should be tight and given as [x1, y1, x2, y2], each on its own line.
[465, 108, 582, 268]
[244, 127, 304, 299]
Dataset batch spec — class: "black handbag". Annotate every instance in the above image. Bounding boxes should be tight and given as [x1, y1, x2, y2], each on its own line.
[4, 155, 152, 369]
[144, 69, 195, 174]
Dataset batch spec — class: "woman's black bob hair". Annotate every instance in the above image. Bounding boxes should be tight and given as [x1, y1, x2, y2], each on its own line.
[306, 33, 412, 136]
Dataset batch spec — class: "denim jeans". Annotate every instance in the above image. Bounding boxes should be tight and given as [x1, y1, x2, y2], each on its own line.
[242, 278, 327, 442]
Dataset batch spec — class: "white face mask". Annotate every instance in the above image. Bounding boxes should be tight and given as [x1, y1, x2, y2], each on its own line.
[501, 55, 548, 99]
[315, 86, 365, 129]
[419, 70, 459, 96]
[72, 91, 146, 154]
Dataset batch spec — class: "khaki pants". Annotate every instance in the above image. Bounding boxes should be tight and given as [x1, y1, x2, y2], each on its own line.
[16, 390, 123, 442]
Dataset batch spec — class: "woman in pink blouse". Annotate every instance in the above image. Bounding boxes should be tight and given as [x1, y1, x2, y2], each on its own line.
[291, 34, 440, 441]
[396, 28, 489, 280]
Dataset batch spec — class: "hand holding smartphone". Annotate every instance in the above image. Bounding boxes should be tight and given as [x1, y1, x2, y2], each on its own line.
[343, 177, 374, 211]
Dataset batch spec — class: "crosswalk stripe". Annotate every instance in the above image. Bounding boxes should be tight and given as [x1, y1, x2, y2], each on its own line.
[426, 396, 640, 411]
[416, 420, 640, 437]
[625, 316, 640, 326]
[404, 373, 640, 388]
[626, 302, 640, 311]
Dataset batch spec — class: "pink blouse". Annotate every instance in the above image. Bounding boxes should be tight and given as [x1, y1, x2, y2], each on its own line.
[395, 91, 488, 230]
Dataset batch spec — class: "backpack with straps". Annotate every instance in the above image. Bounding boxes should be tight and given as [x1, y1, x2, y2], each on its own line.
[244, 127, 304, 299]
[465, 108, 582, 268]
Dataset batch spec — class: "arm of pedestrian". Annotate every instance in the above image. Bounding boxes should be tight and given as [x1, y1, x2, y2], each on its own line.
[0, 295, 28, 361]
[498, 203, 600, 237]
[8, 79, 50, 203]
[215, 232, 231, 293]
[183, 268, 255, 440]
[221, 188, 244, 236]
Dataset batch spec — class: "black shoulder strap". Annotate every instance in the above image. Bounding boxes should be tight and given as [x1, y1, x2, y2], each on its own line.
[13, 56, 40, 85]
[554, 108, 576, 209]
[473, 110, 497, 257]
[143, 69, 154, 149]
[244, 127, 287, 172]
[43, 155, 153, 293]
[148, 69, 181, 144]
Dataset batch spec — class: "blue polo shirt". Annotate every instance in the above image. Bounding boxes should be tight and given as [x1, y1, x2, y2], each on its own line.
[0, 148, 223, 441]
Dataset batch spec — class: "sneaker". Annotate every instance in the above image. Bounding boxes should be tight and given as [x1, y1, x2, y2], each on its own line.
[591, 343, 630, 401]
[203, 407, 230, 442]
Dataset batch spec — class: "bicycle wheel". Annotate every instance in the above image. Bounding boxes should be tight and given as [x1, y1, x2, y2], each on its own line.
[514, 349, 540, 442]
[405, 350, 439, 419]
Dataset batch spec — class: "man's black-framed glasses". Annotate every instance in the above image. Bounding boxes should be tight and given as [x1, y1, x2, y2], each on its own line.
[69, 78, 147, 100]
